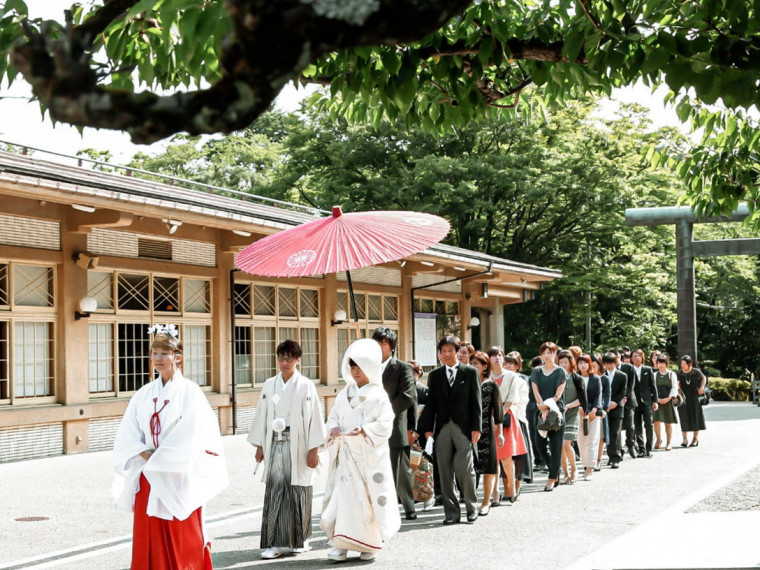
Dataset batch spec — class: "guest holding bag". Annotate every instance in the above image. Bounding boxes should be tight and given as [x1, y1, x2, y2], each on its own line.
[529, 342, 567, 491]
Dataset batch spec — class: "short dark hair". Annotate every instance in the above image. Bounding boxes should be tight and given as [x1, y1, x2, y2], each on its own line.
[469, 351, 491, 377]
[530, 355, 543, 368]
[437, 335, 461, 353]
[680, 355, 694, 366]
[372, 326, 397, 352]
[608, 348, 620, 357]
[539, 341, 558, 354]
[557, 350, 576, 372]
[486, 346, 504, 358]
[657, 354, 670, 365]
[621, 346, 631, 353]
[506, 351, 523, 369]
[602, 352, 618, 364]
[277, 339, 302, 358]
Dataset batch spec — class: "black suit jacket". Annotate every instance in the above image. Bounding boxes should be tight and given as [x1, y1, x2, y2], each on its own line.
[619, 362, 638, 409]
[381, 358, 416, 448]
[418, 363, 482, 439]
[606, 370, 628, 419]
[582, 374, 603, 413]
[634, 365, 658, 406]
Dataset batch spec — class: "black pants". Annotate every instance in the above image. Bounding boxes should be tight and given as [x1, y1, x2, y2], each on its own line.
[624, 404, 637, 450]
[607, 413, 624, 463]
[536, 424, 565, 480]
[528, 405, 551, 467]
[634, 403, 654, 453]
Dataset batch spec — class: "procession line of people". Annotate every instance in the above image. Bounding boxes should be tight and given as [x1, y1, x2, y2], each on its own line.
[112, 325, 707, 567]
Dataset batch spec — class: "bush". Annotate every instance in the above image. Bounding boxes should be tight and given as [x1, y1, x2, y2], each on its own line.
[709, 377, 751, 401]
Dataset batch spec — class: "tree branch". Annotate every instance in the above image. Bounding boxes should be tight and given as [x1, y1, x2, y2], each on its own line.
[11, 0, 473, 144]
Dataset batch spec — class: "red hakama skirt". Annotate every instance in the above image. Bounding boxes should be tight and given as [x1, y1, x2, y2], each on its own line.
[496, 409, 527, 460]
[131, 474, 212, 570]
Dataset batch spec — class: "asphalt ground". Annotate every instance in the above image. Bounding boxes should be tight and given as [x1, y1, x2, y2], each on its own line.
[1, 401, 759, 570]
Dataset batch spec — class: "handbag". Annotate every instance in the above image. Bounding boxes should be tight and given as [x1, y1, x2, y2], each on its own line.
[582, 416, 589, 436]
[411, 444, 434, 502]
[536, 409, 563, 431]
[503, 412, 512, 429]
[674, 388, 685, 408]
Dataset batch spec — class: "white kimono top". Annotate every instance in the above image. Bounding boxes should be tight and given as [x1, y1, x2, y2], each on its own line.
[247, 369, 326, 486]
[320, 338, 401, 552]
[112, 371, 228, 521]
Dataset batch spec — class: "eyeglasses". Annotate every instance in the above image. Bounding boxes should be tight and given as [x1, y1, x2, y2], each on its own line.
[277, 357, 296, 363]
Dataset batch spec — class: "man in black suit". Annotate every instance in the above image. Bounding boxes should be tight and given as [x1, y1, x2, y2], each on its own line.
[419, 336, 482, 525]
[616, 349, 638, 459]
[602, 352, 628, 469]
[631, 348, 659, 457]
[372, 327, 417, 520]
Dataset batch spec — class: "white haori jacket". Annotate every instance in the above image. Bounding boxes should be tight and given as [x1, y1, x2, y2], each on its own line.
[247, 369, 326, 486]
[496, 370, 528, 426]
[320, 339, 401, 552]
[112, 371, 228, 521]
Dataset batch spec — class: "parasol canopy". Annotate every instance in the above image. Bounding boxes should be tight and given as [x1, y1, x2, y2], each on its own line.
[236, 206, 450, 278]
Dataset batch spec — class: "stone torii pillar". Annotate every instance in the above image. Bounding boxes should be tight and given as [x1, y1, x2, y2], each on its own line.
[625, 204, 760, 364]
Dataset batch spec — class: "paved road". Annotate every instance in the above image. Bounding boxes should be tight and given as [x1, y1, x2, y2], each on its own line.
[1, 402, 759, 569]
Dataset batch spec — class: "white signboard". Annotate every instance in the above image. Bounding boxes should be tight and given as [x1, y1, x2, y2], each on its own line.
[414, 312, 438, 367]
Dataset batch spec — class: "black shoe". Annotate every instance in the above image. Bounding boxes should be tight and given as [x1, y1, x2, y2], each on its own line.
[680, 442, 688, 448]
[637, 450, 646, 458]
[628, 447, 637, 459]
[442, 518, 459, 525]
[690, 440, 699, 447]
[466, 512, 478, 522]
[610, 462, 619, 469]
[644, 451, 652, 457]
[434, 496, 443, 506]
[405, 512, 417, 520]
[459, 497, 465, 504]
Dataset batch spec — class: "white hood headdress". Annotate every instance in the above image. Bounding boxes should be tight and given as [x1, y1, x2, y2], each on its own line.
[342, 338, 383, 386]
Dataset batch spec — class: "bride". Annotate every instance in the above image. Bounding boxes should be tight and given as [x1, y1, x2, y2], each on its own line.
[320, 338, 401, 563]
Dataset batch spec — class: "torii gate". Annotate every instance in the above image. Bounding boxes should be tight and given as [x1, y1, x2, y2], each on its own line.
[625, 204, 760, 364]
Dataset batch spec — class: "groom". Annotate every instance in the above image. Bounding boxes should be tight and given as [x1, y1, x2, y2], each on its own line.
[419, 335, 482, 525]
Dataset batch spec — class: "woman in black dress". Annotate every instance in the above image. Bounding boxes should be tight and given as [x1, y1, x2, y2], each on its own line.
[677, 355, 707, 447]
[470, 351, 504, 516]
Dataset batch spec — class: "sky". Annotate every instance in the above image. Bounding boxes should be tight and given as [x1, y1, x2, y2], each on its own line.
[0, 1, 685, 165]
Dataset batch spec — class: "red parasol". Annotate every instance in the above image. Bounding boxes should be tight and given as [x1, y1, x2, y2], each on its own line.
[236, 206, 450, 331]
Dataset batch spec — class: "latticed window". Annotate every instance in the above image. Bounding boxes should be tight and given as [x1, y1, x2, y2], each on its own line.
[153, 276, 179, 312]
[0, 321, 8, 401]
[118, 323, 151, 393]
[13, 265, 54, 307]
[0, 264, 8, 307]
[13, 321, 54, 398]
[88, 272, 113, 309]
[233, 282, 320, 385]
[184, 279, 210, 313]
[89, 323, 113, 393]
[182, 325, 211, 386]
[335, 291, 400, 364]
[416, 297, 461, 340]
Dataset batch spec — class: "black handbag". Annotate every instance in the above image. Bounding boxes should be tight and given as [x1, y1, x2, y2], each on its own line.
[582, 416, 589, 436]
[503, 412, 512, 429]
[536, 409, 563, 431]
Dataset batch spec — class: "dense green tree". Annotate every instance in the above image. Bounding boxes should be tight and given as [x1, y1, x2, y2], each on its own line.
[2, 1, 760, 224]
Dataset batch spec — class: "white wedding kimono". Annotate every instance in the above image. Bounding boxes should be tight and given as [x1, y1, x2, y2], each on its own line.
[320, 339, 401, 554]
[112, 371, 228, 521]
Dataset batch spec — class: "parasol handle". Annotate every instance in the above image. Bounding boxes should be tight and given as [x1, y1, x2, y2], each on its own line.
[345, 270, 362, 339]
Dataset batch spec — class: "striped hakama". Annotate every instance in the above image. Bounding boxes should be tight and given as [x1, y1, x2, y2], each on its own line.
[260, 430, 313, 549]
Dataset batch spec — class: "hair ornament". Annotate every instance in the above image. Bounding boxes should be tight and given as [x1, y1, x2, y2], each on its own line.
[147, 324, 179, 338]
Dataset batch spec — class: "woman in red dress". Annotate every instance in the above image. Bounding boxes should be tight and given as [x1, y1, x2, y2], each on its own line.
[487, 347, 528, 503]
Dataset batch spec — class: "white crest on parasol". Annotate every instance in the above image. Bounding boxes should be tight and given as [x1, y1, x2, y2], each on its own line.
[402, 216, 435, 226]
[287, 249, 317, 268]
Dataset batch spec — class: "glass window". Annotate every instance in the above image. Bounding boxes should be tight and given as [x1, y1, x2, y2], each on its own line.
[299, 289, 319, 318]
[153, 276, 180, 312]
[0, 321, 8, 400]
[184, 279, 210, 313]
[182, 325, 210, 386]
[13, 321, 53, 397]
[253, 285, 275, 316]
[13, 265, 53, 307]
[233, 283, 251, 316]
[117, 322, 150, 392]
[0, 264, 8, 306]
[89, 323, 113, 393]
[118, 274, 150, 311]
[300, 328, 320, 380]
[234, 326, 252, 385]
[254, 327, 276, 383]
[368, 295, 382, 321]
[278, 287, 297, 318]
[87, 271, 113, 310]
[384, 296, 398, 321]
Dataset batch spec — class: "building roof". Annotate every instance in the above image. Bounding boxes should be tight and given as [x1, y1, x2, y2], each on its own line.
[0, 148, 561, 280]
